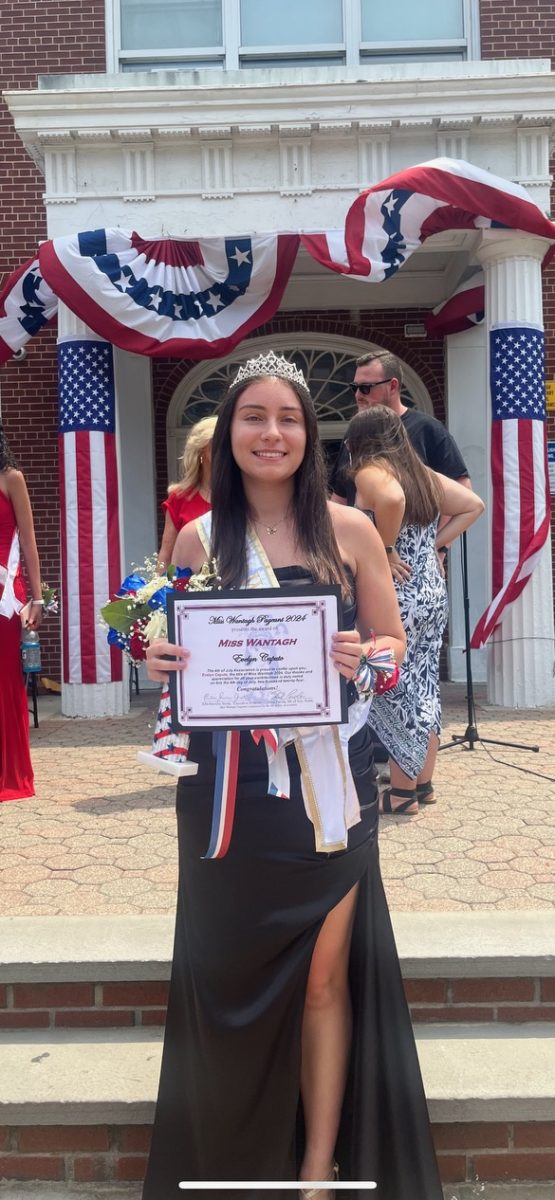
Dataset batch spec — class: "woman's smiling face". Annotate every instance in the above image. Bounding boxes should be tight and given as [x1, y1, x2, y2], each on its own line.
[230, 377, 307, 481]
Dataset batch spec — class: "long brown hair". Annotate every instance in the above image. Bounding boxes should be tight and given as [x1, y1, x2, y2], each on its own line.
[347, 405, 443, 527]
[0, 425, 18, 473]
[210, 372, 349, 595]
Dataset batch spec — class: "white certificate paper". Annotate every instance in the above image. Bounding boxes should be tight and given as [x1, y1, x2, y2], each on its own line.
[167, 586, 347, 730]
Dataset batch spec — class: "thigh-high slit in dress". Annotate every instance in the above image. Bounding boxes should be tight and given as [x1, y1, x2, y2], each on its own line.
[142, 568, 442, 1200]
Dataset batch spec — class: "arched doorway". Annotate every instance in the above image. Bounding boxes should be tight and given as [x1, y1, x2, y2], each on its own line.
[165, 334, 433, 482]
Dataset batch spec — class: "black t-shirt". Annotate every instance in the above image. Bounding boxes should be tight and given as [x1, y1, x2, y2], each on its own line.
[330, 408, 469, 506]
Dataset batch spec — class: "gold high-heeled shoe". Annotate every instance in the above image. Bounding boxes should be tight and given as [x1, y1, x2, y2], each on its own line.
[299, 1161, 339, 1199]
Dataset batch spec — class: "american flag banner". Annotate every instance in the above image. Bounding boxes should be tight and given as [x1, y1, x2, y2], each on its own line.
[471, 326, 551, 649]
[0, 256, 58, 364]
[58, 338, 122, 684]
[40, 230, 298, 359]
[425, 272, 485, 338]
[303, 159, 555, 278]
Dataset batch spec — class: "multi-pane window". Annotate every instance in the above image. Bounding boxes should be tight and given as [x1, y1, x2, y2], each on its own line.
[109, 0, 477, 73]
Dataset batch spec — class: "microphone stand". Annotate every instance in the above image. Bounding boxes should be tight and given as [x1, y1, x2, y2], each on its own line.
[439, 532, 540, 754]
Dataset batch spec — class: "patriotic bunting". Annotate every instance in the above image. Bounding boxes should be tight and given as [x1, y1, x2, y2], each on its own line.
[39, 230, 299, 359]
[58, 337, 122, 685]
[425, 272, 485, 337]
[0, 256, 57, 364]
[2, 159, 555, 363]
[2, 157, 555, 673]
[338, 158, 555, 278]
[471, 326, 550, 648]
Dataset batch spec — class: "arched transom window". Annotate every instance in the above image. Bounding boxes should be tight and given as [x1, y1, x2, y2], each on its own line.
[166, 334, 433, 482]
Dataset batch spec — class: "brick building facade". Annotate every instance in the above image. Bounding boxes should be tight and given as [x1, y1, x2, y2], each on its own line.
[0, 0, 554, 692]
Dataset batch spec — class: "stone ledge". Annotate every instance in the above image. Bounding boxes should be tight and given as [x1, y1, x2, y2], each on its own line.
[0, 912, 553, 984]
[0, 1025, 554, 1126]
[0, 1185, 554, 1200]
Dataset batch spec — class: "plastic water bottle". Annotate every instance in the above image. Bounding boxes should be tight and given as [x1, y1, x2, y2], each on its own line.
[21, 628, 41, 674]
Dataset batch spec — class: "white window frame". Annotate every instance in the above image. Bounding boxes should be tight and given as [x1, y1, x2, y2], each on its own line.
[105, 0, 480, 74]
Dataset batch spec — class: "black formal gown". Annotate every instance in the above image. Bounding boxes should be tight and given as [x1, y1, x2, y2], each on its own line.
[142, 568, 442, 1200]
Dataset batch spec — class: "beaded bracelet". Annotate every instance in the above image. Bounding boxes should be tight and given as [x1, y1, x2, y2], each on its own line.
[31, 599, 45, 606]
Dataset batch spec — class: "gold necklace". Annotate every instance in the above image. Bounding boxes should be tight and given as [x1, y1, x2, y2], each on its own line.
[252, 513, 289, 536]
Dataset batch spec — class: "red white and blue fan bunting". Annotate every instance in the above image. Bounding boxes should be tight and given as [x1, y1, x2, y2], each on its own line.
[303, 158, 555, 278]
[2, 159, 555, 362]
[0, 256, 57, 365]
[39, 230, 299, 359]
[425, 272, 485, 337]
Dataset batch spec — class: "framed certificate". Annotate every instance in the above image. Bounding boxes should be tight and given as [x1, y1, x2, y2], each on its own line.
[167, 586, 348, 731]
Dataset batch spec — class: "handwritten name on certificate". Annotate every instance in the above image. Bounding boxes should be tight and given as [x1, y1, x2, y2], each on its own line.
[167, 586, 347, 730]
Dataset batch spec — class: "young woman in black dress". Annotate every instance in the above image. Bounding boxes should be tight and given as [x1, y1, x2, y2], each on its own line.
[144, 353, 443, 1200]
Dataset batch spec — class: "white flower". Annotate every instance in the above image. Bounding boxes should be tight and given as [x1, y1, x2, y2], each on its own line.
[143, 609, 168, 643]
[135, 575, 172, 603]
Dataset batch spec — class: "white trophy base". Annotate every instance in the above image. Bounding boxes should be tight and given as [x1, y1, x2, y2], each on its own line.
[136, 751, 199, 777]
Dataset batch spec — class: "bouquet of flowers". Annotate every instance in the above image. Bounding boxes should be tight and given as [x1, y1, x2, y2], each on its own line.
[100, 557, 220, 776]
[100, 558, 193, 666]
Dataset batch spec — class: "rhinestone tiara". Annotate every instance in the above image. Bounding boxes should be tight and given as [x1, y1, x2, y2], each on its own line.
[232, 350, 310, 393]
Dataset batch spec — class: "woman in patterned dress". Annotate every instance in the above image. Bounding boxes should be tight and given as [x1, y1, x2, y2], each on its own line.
[347, 405, 484, 815]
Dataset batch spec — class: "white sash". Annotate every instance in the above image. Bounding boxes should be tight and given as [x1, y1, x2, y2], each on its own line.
[0, 530, 23, 620]
[196, 513, 371, 853]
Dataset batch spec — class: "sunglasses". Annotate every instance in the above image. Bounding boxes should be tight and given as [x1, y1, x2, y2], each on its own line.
[349, 378, 393, 396]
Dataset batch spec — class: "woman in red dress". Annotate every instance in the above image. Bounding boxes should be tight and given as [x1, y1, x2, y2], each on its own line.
[0, 426, 43, 801]
[157, 416, 216, 569]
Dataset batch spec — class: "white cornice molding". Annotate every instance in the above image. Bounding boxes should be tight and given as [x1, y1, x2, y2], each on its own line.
[5, 62, 555, 143]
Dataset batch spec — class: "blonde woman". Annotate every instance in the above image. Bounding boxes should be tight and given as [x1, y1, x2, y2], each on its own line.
[157, 416, 216, 570]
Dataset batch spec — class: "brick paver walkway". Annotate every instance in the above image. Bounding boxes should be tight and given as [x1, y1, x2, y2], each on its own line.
[0, 685, 553, 916]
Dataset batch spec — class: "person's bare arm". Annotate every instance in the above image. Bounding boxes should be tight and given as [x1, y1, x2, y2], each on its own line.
[437, 473, 472, 543]
[354, 465, 410, 583]
[146, 522, 207, 683]
[157, 511, 179, 572]
[434, 472, 484, 549]
[329, 505, 406, 680]
[7, 470, 43, 627]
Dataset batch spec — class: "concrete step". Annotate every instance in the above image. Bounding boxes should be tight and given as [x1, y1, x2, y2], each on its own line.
[1, 1186, 555, 1200]
[0, 1025, 554, 1189]
[1, 912, 554, 1030]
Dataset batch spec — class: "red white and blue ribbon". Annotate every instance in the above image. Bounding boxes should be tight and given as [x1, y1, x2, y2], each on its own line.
[151, 684, 191, 762]
[204, 730, 241, 859]
[352, 645, 400, 699]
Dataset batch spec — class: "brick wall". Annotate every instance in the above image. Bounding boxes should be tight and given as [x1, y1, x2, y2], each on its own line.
[0, 1, 106, 677]
[480, 0, 555, 67]
[0, 1121, 554, 1185]
[3, 974, 555, 1029]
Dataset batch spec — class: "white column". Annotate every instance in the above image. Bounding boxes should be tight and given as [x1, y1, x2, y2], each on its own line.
[445, 323, 488, 683]
[113, 346, 158, 692]
[476, 231, 555, 708]
[58, 302, 129, 717]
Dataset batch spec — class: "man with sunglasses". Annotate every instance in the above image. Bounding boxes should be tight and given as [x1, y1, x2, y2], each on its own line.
[330, 350, 471, 508]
